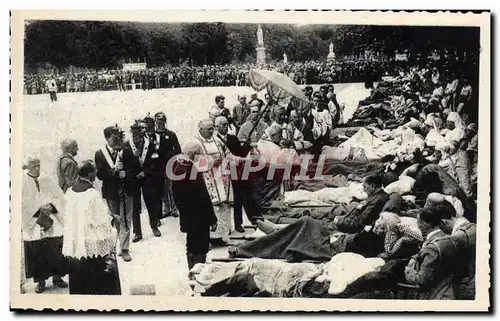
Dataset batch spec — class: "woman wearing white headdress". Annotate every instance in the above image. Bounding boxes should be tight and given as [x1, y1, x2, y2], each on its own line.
[443, 112, 466, 144]
[22, 155, 67, 293]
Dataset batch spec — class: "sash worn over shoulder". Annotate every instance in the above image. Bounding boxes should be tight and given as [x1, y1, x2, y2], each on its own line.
[101, 146, 117, 169]
[129, 138, 150, 166]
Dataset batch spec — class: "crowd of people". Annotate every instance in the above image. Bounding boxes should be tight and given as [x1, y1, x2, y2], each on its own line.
[24, 59, 390, 95]
[20, 58, 478, 300]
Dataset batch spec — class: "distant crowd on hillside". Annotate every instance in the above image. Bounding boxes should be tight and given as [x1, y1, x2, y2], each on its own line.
[24, 57, 476, 95]
[23, 59, 392, 94]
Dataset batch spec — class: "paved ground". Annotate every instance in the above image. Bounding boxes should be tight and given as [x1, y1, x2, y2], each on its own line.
[21, 212, 253, 296]
[19, 84, 369, 296]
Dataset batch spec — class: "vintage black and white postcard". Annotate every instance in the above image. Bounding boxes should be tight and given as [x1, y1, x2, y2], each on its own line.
[9, 10, 490, 311]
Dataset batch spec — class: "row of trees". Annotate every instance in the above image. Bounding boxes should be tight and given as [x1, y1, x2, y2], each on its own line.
[24, 21, 480, 71]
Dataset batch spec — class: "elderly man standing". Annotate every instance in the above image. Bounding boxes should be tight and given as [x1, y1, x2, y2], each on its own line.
[191, 119, 232, 246]
[57, 139, 79, 193]
[213, 116, 248, 233]
[237, 103, 269, 145]
[22, 156, 68, 293]
[171, 142, 218, 270]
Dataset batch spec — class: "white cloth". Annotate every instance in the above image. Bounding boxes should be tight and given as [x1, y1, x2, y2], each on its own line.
[383, 175, 416, 195]
[323, 252, 385, 295]
[284, 182, 367, 206]
[46, 79, 57, 92]
[22, 173, 65, 241]
[452, 217, 470, 234]
[62, 188, 116, 259]
[311, 109, 332, 136]
[444, 112, 466, 144]
[256, 140, 300, 165]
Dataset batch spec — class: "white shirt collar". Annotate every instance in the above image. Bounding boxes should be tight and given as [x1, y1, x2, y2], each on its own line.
[79, 177, 94, 187]
[106, 144, 114, 153]
[452, 217, 469, 235]
[426, 228, 441, 241]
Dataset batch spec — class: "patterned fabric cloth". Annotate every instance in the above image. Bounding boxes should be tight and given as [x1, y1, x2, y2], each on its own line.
[193, 134, 232, 240]
[380, 223, 423, 259]
[62, 188, 116, 259]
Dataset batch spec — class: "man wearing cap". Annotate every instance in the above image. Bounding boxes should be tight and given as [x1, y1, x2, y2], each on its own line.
[111, 123, 144, 260]
[237, 103, 269, 145]
[139, 116, 167, 237]
[94, 126, 126, 206]
[154, 112, 182, 219]
[94, 125, 138, 261]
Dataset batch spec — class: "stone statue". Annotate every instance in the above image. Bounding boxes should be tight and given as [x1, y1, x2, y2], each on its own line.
[283, 53, 288, 63]
[257, 25, 264, 47]
[327, 43, 336, 61]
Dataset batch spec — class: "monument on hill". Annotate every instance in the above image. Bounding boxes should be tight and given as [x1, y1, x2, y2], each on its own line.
[256, 25, 266, 66]
[327, 42, 336, 61]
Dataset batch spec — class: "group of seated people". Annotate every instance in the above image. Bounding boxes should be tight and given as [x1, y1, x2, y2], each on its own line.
[223, 172, 475, 300]
[187, 62, 478, 300]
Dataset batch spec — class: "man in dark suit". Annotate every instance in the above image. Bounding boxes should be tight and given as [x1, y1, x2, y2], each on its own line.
[404, 206, 459, 300]
[333, 174, 390, 234]
[138, 116, 168, 237]
[94, 125, 137, 262]
[232, 95, 250, 128]
[154, 112, 182, 219]
[57, 139, 79, 193]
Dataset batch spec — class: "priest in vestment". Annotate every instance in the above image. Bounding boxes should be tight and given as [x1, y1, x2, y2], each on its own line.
[22, 156, 68, 294]
[191, 119, 232, 246]
[62, 160, 121, 295]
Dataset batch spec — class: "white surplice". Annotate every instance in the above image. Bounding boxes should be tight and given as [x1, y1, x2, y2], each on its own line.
[62, 187, 116, 259]
[22, 172, 65, 242]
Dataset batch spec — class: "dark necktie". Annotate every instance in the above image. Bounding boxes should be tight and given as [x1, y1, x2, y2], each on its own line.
[28, 174, 40, 192]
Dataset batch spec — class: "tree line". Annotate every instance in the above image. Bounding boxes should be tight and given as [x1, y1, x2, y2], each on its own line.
[24, 21, 480, 72]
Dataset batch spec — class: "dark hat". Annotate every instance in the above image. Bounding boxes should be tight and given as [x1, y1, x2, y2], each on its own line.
[143, 116, 155, 124]
[103, 125, 122, 138]
[130, 121, 142, 131]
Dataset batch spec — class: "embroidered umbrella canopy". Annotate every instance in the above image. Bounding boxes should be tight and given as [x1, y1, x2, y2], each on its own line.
[247, 69, 312, 113]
